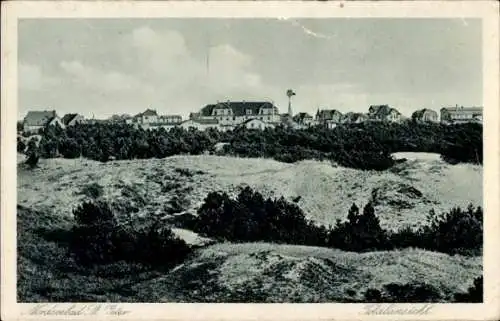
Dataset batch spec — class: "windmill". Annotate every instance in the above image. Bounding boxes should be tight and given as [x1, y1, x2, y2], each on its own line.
[286, 89, 296, 118]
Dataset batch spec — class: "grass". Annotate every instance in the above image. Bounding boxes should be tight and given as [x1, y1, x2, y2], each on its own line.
[17, 154, 483, 302]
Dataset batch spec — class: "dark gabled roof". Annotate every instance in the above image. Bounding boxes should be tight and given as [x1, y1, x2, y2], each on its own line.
[134, 109, 158, 118]
[412, 109, 437, 118]
[343, 112, 368, 122]
[62, 113, 79, 125]
[316, 109, 343, 119]
[369, 105, 400, 118]
[293, 112, 313, 122]
[24, 110, 57, 126]
[142, 109, 158, 116]
[200, 101, 278, 117]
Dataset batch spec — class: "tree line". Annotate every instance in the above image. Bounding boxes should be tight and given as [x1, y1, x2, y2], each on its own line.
[20, 121, 482, 170]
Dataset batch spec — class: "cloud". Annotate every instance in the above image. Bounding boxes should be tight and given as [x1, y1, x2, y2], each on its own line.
[59, 60, 152, 93]
[18, 63, 57, 91]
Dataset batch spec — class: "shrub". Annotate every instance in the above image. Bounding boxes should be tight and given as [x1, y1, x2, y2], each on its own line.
[36, 121, 482, 170]
[422, 205, 482, 255]
[25, 139, 40, 169]
[17, 138, 26, 153]
[364, 282, 444, 303]
[328, 203, 389, 251]
[454, 276, 483, 302]
[389, 205, 482, 255]
[69, 200, 191, 267]
[80, 183, 104, 199]
[194, 187, 328, 246]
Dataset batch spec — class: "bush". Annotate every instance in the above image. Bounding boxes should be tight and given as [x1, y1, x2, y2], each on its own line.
[390, 205, 483, 255]
[194, 187, 328, 246]
[328, 203, 389, 251]
[25, 139, 40, 169]
[363, 282, 444, 302]
[454, 276, 483, 302]
[69, 201, 191, 267]
[80, 183, 104, 199]
[36, 121, 482, 170]
[17, 138, 26, 153]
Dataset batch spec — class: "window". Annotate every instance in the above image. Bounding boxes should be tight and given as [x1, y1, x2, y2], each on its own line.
[268, 116, 271, 121]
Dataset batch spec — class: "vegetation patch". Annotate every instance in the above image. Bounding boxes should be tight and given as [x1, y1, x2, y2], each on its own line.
[194, 187, 482, 256]
[34, 121, 482, 171]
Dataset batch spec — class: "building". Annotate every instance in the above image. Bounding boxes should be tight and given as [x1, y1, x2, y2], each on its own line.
[23, 110, 65, 133]
[341, 112, 369, 124]
[193, 101, 281, 127]
[131, 109, 159, 124]
[411, 109, 438, 122]
[316, 109, 343, 129]
[238, 118, 276, 130]
[62, 113, 85, 126]
[368, 105, 402, 122]
[440, 105, 483, 123]
[292, 112, 315, 127]
[128, 109, 183, 129]
[179, 119, 220, 131]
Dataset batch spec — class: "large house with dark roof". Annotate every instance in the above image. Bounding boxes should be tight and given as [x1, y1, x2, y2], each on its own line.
[292, 112, 315, 127]
[315, 109, 343, 129]
[411, 109, 438, 122]
[368, 105, 402, 122]
[341, 112, 369, 124]
[23, 110, 65, 133]
[192, 101, 281, 130]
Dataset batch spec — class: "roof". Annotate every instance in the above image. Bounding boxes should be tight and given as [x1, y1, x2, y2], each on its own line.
[316, 109, 343, 119]
[159, 115, 182, 119]
[200, 101, 278, 117]
[134, 109, 158, 118]
[441, 106, 483, 113]
[62, 113, 79, 125]
[343, 112, 368, 122]
[181, 119, 219, 125]
[24, 110, 57, 126]
[369, 105, 400, 118]
[412, 109, 437, 118]
[293, 112, 313, 122]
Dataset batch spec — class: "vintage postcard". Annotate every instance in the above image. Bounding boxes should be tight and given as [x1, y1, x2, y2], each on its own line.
[1, 1, 499, 320]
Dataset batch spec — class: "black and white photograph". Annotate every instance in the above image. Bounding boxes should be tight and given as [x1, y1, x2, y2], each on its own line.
[2, 1, 500, 320]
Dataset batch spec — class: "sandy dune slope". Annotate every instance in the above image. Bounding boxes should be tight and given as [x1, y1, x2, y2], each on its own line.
[131, 242, 482, 302]
[18, 153, 482, 230]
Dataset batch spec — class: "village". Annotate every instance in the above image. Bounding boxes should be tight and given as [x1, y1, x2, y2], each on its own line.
[20, 94, 483, 134]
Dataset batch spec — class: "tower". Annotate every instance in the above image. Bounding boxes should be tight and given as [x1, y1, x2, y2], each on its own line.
[286, 89, 296, 118]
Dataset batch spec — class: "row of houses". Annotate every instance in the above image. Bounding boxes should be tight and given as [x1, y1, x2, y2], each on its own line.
[21, 103, 483, 134]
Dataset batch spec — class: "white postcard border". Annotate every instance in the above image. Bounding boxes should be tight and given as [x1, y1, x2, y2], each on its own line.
[2, 1, 499, 321]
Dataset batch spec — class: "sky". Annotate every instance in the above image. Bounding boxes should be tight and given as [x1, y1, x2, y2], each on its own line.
[18, 18, 482, 120]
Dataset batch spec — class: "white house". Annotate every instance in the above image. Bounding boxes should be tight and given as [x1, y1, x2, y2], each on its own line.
[440, 106, 483, 124]
[179, 119, 220, 131]
[239, 118, 275, 130]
